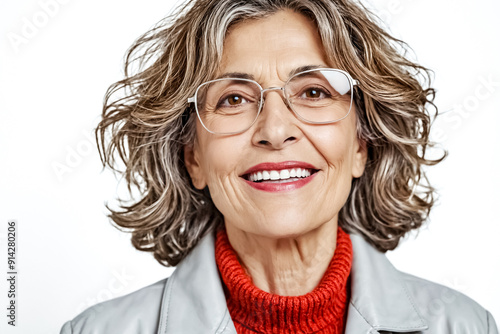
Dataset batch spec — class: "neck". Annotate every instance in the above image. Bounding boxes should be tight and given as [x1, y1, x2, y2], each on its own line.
[225, 219, 338, 296]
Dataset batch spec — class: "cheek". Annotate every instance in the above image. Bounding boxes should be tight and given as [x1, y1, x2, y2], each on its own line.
[197, 135, 250, 206]
[318, 133, 358, 215]
[200, 150, 252, 220]
[307, 125, 357, 170]
[199, 144, 230, 184]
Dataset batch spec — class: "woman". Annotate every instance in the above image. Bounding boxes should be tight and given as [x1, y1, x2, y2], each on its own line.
[61, 0, 498, 333]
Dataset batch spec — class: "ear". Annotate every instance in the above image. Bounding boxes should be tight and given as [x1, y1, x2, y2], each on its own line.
[184, 142, 207, 190]
[351, 137, 368, 178]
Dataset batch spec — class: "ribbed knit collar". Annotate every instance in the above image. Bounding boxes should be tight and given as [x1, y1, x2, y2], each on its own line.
[215, 226, 353, 334]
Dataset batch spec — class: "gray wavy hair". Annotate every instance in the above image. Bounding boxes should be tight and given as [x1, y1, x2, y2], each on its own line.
[97, 0, 444, 266]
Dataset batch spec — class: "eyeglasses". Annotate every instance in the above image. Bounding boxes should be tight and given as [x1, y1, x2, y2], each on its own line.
[187, 68, 358, 135]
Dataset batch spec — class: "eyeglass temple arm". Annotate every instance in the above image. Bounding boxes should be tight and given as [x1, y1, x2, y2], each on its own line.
[187, 96, 195, 103]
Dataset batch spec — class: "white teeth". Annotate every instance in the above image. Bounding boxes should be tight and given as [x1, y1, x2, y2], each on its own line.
[270, 170, 280, 180]
[280, 169, 290, 179]
[247, 168, 313, 182]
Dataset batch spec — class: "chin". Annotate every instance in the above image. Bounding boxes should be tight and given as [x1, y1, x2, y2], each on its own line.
[250, 217, 325, 240]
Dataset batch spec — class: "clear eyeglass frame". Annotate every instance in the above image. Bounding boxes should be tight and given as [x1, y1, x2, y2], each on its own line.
[187, 68, 359, 135]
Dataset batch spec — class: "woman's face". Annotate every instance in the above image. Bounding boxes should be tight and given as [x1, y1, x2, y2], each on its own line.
[185, 10, 367, 239]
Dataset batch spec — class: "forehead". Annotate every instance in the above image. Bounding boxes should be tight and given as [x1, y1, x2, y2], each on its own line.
[218, 10, 329, 82]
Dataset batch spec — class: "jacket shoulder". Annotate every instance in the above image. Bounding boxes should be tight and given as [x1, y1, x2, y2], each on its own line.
[60, 278, 167, 334]
[399, 271, 498, 333]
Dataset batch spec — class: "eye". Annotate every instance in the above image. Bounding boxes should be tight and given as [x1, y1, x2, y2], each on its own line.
[218, 94, 249, 107]
[228, 95, 244, 105]
[300, 87, 330, 99]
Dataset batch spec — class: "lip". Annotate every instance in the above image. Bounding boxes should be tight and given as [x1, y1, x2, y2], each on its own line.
[241, 161, 319, 192]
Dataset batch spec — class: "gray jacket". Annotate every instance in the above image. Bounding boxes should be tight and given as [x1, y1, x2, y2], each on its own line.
[61, 232, 498, 333]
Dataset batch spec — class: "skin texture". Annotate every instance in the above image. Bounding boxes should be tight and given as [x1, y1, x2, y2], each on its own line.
[184, 10, 367, 296]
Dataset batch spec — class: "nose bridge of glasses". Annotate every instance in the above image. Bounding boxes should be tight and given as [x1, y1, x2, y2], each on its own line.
[261, 86, 285, 95]
[260, 86, 289, 108]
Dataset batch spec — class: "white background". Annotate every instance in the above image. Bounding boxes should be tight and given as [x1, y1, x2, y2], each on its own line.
[0, 0, 499, 333]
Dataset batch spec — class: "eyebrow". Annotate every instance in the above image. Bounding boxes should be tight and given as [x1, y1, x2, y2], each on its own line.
[288, 65, 328, 77]
[216, 65, 329, 81]
[217, 72, 255, 80]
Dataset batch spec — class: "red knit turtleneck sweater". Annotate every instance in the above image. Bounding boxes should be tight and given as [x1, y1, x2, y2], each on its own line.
[215, 226, 353, 334]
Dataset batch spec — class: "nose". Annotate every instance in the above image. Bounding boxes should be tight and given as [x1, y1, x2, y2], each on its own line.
[251, 89, 302, 150]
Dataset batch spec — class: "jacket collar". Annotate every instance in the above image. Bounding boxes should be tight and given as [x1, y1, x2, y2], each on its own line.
[158, 231, 428, 333]
[346, 233, 428, 332]
[157, 233, 236, 334]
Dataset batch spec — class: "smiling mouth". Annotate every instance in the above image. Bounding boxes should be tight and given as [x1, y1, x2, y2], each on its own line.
[243, 168, 319, 183]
